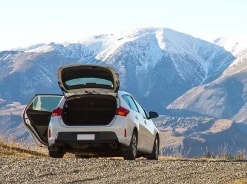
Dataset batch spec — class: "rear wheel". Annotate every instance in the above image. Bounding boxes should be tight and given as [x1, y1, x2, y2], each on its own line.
[123, 131, 137, 160]
[48, 147, 64, 158]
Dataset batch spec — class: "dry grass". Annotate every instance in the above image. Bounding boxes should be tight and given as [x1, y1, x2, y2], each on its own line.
[232, 178, 247, 184]
[0, 135, 47, 158]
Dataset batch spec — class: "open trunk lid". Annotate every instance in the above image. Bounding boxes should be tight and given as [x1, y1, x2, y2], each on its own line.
[58, 65, 120, 96]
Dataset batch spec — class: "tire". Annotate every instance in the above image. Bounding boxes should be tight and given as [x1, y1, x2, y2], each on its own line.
[49, 149, 64, 158]
[148, 136, 159, 160]
[123, 131, 137, 160]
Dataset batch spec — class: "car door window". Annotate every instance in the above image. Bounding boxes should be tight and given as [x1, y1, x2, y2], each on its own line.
[31, 95, 62, 112]
[133, 98, 148, 119]
[122, 95, 139, 112]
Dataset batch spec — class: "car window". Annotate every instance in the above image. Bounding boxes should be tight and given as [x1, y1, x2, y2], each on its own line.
[132, 98, 148, 118]
[65, 77, 114, 89]
[122, 95, 139, 112]
[30, 96, 62, 112]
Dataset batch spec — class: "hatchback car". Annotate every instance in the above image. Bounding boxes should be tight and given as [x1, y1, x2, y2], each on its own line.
[23, 64, 160, 160]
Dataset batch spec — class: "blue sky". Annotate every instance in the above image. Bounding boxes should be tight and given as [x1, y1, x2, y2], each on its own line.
[0, 0, 246, 50]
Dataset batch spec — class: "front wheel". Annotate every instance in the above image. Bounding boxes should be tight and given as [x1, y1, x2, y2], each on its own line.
[123, 131, 137, 160]
[148, 136, 159, 160]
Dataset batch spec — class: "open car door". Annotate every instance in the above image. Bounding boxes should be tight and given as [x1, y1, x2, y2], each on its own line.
[23, 94, 63, 146]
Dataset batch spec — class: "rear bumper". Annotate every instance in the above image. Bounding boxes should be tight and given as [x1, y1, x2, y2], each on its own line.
[48, 116, 134, 147]
[55, 131, 119, 144]
[50, 131, 122, 156]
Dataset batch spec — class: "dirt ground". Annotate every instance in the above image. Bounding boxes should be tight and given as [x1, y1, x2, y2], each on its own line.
[1, 157, 246, 184]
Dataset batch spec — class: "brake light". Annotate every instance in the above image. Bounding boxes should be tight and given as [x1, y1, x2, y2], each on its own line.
[48, 128, 51, 138]
[51, 107, 62, 116]
[116, 107, 129, 116]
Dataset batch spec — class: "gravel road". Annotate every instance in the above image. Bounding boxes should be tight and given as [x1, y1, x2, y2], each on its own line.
[0, 157, 246, 184]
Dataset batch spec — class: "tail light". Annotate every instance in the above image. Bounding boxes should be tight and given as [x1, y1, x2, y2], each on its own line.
[51, 107, 62, 116]
[48, 128, 51, 138]
[116, 107, 129, 116]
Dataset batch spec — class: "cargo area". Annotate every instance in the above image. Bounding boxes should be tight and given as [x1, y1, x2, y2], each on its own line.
[62, 95, 117, 126]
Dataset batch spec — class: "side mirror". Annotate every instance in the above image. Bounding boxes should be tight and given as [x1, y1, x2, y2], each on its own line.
[148, 111, 159, 119]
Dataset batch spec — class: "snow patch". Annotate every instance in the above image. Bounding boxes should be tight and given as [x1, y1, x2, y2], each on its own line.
[156, 29, 167, 51]
[214, 36, 247, 56]
[25, 44, 55, 53]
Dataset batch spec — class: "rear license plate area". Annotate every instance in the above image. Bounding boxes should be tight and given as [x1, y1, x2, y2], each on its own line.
[77, 134, 95, 140]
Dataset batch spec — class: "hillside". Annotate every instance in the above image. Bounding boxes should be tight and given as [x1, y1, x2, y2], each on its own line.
[157, 116, 247, 157]
[0, 136, 46, 157]
[167, 37, 247, 122]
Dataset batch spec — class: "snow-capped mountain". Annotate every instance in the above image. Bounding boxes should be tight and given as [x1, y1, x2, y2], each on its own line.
[1, 27, 246, 157]
[0, 28, 234, 111]
[168, 36, 247, 122]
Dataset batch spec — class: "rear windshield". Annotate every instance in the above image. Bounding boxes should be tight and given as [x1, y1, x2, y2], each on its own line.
[64, 77, 114, 89]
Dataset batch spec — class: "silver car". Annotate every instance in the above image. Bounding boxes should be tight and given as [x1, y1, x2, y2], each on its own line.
[23, 64, 159, 160]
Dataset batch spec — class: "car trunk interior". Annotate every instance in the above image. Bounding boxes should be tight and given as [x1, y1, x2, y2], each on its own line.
[62, 94, 117, 126]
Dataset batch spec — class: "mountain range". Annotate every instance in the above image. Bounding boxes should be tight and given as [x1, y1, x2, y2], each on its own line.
[168, 36, 247, 121]
[0, 27, 246, 157]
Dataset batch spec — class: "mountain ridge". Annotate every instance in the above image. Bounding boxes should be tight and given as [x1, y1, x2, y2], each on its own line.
[0, 28, 235, 110]
[168, 37, 247, 122]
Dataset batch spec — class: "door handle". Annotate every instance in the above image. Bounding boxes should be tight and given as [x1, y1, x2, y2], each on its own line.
[144, 120, 147, 124]
[135, 115, 138, 120]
